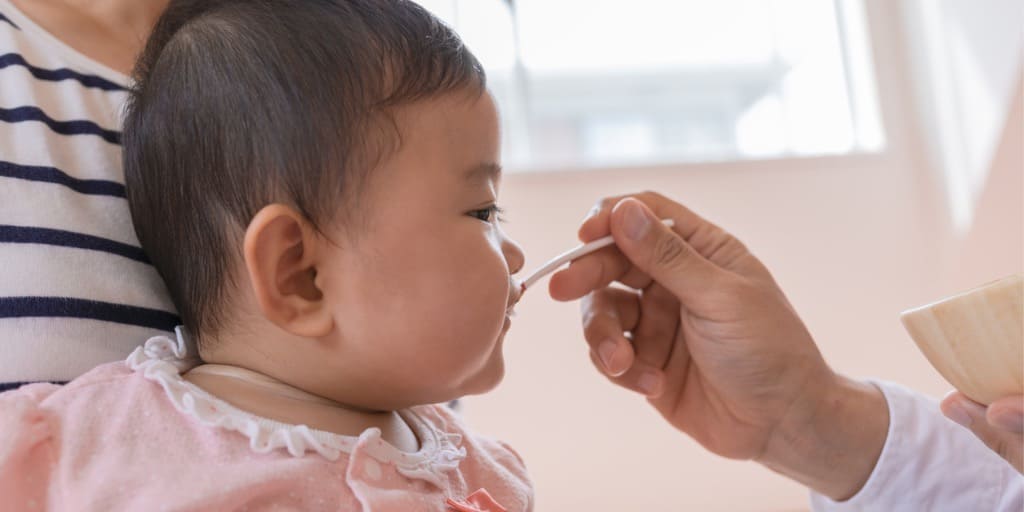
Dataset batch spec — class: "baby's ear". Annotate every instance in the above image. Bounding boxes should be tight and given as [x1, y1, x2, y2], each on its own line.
[243, 204, 332, 337]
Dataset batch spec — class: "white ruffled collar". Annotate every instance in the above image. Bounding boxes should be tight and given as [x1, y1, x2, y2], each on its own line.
[125, 330, 467, 487]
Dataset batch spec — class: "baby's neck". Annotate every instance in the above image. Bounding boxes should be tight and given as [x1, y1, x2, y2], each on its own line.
[182, 364, 420, 453]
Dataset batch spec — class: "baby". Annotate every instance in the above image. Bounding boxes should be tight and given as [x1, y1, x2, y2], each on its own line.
[0, 0, 532, 510]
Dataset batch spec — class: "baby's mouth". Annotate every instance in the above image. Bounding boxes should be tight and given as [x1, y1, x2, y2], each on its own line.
[506, 282, 523, 317]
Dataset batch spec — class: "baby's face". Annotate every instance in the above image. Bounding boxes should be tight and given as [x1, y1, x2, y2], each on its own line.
[316, 91, 524, 409]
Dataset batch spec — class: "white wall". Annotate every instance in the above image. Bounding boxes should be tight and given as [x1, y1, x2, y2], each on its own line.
[953, 79, 1023, 290]
[459, 1, 1023, 510]
[901, 0, 1024, 230]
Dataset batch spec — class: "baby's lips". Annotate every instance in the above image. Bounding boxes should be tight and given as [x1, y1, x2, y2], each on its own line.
[508, 280, 523, 309]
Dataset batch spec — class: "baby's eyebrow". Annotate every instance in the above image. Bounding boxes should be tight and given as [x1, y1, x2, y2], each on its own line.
[463, 162, 502, 185]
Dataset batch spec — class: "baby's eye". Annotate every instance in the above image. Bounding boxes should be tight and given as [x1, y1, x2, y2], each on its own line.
[469, 205, 506, 223]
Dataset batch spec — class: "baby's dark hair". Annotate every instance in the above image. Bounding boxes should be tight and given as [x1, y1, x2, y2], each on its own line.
[123, 0, 485, 347]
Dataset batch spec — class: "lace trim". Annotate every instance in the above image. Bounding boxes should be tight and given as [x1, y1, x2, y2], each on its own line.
[125, 332, 466, 487]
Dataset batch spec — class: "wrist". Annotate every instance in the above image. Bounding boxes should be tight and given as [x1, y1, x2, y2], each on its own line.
[757, 372, 890, 501]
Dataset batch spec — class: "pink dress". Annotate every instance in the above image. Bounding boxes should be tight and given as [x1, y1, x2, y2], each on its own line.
[0, 335, 533, 511]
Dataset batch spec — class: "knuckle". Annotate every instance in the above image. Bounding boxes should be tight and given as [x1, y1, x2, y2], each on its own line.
[639, 190, 666, 203]
[709, 229, 747, 259]
[597, 196, 618, 211]
[652, 232, 688, 269]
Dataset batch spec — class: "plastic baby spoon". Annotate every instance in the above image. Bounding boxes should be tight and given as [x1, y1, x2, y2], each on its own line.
[518, 219, 675, 293]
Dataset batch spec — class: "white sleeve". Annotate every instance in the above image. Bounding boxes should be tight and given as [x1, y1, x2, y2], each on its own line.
[810, 380, 1023, 511]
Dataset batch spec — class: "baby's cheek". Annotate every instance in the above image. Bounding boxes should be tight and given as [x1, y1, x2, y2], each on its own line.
[469, 265, 510, 325]
[438, 278, 506, 357]
[407, 243, 510, 356]
[446, 248, 509, 311]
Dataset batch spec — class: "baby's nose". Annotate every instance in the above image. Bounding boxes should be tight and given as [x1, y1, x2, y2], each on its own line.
[502, 236, 525, 275]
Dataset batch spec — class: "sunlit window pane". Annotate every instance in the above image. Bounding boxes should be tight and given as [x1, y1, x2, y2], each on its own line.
[416, 0, 884, 171]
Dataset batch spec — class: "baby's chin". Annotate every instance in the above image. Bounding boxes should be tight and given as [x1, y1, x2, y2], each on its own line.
[456, 352, 507, 398]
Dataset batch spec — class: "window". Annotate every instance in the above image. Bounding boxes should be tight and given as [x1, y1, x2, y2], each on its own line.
[416, 0, 884, 171]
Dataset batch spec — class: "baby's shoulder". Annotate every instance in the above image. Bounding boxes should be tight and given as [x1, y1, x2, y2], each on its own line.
[31, 359, 146, 412]
[0, 360, 138, 419]
[0, 360, 171, 471]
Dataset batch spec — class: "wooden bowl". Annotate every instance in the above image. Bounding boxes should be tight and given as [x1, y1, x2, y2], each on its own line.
[900, 274, 1023, 405]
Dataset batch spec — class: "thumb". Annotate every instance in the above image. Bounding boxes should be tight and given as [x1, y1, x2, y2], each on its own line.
[941, 392, 1024, 472]
[609, 198, 729, 305]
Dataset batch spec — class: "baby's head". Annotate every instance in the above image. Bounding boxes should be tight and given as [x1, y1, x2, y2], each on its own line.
[123, 0, 524, 410]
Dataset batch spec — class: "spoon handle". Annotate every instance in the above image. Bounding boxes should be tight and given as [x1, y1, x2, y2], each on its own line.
[519, 219, 675, 293]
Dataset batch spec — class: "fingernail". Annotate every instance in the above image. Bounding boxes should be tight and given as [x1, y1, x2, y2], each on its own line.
[623, 202, 650, 241]
[637, 371, 661, 396]
[583, 205, 601, 223]
[990, 409, 1024, 433]
[598, 339, 619, 374]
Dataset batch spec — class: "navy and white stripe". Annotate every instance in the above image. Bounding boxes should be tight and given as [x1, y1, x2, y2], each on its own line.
[0, 105, 122, 144]
[0, 0, 177, 387]
[0, 160, 126, 197]
[0, 225, 150, 263]
[0, 297, 179, 331]
[0, 53, 127, 91]
[0, 11, 17, 30]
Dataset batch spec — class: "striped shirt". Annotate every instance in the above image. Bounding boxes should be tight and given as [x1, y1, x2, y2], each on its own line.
[0, 1, 177, 390]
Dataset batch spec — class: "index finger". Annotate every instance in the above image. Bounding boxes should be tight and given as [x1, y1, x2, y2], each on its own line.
[548, 246, 650, 301]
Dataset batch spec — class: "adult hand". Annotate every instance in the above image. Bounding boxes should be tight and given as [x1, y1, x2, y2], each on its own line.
[941, 392, 1024, 472]
[549, 192, 890, 500]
